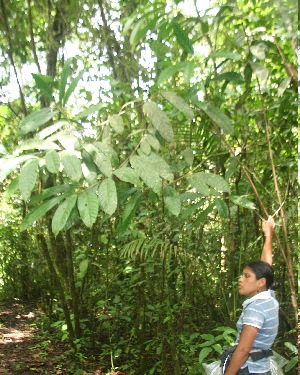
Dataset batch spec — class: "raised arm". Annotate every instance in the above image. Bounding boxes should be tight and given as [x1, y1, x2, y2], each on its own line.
[261, 216, 275, 266]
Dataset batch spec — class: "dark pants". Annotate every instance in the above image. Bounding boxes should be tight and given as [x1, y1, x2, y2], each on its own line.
[238, 368, 271, 375]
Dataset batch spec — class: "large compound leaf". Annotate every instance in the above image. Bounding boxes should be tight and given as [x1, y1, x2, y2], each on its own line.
[19, 159, 39, 201]
[45, 150, 60, 174]
[19, 108, 57, 136]
[60, 152, 83, 182]
[52, 194, 78, 236]
[77, 189, 99, 227]
[143, 101, 174, 143]
[98, 178, 118, 215]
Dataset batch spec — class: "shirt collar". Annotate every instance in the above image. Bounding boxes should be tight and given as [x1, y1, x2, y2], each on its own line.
[242, 290, 273, 308]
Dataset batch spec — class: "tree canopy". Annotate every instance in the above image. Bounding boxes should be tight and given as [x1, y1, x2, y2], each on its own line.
[0, 0, 297, 373]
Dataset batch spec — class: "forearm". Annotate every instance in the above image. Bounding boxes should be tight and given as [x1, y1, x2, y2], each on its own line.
[261, 216, 275, 266]
[261, 234, 273, 265]
[224, 347, 249, 375]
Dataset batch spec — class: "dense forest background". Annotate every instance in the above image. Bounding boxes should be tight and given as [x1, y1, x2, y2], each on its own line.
[0, 0, 298, 374]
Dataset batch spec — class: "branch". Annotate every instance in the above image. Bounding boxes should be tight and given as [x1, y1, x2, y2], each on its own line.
[0, 0, 27, 115]
[27, 0, 41, 73]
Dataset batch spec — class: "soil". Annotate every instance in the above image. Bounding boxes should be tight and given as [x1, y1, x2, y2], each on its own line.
[0, 299, 116, 375]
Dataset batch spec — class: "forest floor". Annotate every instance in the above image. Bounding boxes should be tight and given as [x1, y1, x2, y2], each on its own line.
[0, 299, 114, 375]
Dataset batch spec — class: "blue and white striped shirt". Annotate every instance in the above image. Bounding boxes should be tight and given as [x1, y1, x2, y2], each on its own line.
[236, 290, 279, 373]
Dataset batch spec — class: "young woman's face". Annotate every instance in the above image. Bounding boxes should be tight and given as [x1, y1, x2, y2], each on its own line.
[238, 266, 265, 297]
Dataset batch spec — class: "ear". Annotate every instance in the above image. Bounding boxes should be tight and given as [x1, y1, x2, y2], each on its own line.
[259, 277, 267, 288]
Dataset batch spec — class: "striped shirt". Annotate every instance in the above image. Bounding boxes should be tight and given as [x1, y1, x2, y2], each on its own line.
[236, 290, 279, 373]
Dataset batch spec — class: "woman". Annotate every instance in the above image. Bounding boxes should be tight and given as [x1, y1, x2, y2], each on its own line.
[224, 216, 278, 375]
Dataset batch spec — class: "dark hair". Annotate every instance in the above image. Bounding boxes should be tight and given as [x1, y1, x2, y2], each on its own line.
[244, 260, 277, 290]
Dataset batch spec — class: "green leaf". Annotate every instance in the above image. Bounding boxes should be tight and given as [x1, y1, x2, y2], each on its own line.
[285, 357, 298, 372]
[21, 195, 66, 231]
[183, 60, 195, 84]
[109, 114, 124, 134]
[5, 176, 19, 200]
[215, 198, 229, 218]
[163, 186, 181, 216]
[75, 103, 106, 120]
[19, 108, 57, 136]
[130, 154, 162, 194]
[172, 22, 194, 54]
[194, 203, 215, 226]
[94, 142, 119, 166]
[278, 77, 291, 96]
[32, 74, 54, 101]
[230, 195, 256, 210]
[83, 144, 112, 177]
[208, 50, 241, 61]
[29, 185, 73, 205]
[45, 150, 60, 173]
[78, 259, 89, 279]
[52, 194, 78, 236]
[284, 342, 297, 354]
[59, 58, 73, 105]
[15, 139, 60, 154]
[181, 148, 194, 166]
[250, 62, 269, 82]
[198, 347, 212, 364]
[143, 101, 174, 143]
[187, 174, 210, 196]
[250, 43, 266, 60]
[63, 70, 84, 106]
[161, 91, 194, 120]
[199, 172, 230, 193]
[98, 178, 118, 215]
[149, 152, 173, 182]
[113, 167, 141, 186]
[36, 121, 68, 140]
[77, 189, 99, 227]
[117, 190, 142, 234]
[205, 103, 234, 135]
[215, 72, 244, 83]
[144, 134, 160, 151]
[157, 62, 186, 86]
[19, 159, 39, 201]
[60, 152, 83, 182]
[0, 155, 35, 182]
[140, 138, 151, 155]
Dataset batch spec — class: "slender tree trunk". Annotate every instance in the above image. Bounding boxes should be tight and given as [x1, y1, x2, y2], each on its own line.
[37, 232, 76, 344]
